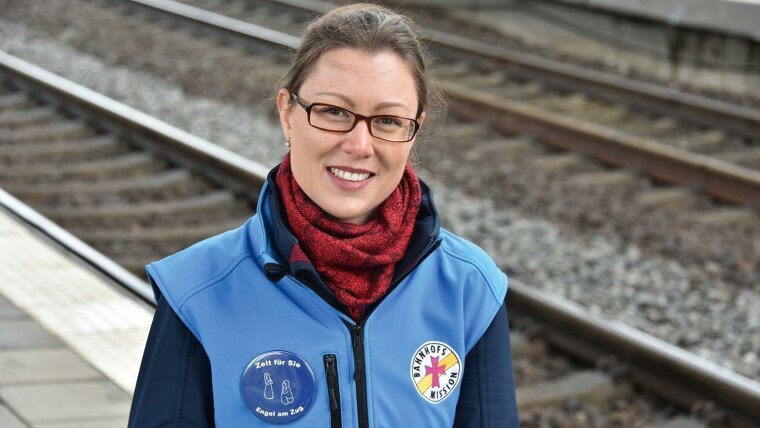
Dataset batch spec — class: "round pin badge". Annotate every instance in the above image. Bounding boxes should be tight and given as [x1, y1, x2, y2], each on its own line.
[410, 341, 461, 403]
[241, 350, 315, 423]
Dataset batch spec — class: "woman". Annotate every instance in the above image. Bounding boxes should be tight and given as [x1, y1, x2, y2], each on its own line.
[129, 4, 518, 427]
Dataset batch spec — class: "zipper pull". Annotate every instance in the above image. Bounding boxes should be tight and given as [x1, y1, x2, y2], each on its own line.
[352, 325, 363, 354]
[324, 355, 339, 411]
[326, 354, 337, 376]
[263, 263, 286, 281]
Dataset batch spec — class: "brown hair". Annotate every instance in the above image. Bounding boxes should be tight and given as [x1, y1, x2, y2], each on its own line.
[279, 3, 445, 123]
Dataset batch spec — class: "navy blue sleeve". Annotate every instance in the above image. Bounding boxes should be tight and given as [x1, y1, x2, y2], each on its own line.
[129, 293, 215, 427]
[454, 301, 520, 427]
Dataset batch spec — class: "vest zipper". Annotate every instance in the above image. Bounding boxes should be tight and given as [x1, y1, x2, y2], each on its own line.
[349, 324, 368, 428]
[324, 354, 342, 428]
[343, 237, 440, 428]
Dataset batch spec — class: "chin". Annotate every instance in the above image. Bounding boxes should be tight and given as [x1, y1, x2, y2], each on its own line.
[333, 212, 369, 225]
[314, 194, 368, 222]
[325, 205, 372, 224]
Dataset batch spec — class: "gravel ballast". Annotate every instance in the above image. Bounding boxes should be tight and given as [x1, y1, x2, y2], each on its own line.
[0, 18, 758, 381]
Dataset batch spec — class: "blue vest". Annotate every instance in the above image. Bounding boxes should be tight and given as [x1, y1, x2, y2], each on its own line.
[147, 181, 507, 427]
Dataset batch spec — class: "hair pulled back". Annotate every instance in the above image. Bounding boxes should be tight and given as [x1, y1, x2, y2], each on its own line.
[279, 3, 444, 120]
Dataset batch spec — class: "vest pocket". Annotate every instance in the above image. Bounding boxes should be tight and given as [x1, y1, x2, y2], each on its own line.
[323, 354, 342, 428]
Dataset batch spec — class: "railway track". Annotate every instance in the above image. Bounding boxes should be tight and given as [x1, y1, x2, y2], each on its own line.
[2, 46, 760, 428]
[140, 0, 760, 209]
[0, 51, 265, 275]
[4, 0, 758, 221]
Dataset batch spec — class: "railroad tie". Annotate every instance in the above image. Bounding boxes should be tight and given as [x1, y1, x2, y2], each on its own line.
[0, 93, 32, 111]
[715, 148, 760, 169]
[617, 115, 655, 135]
[174, 32, 218, 53]
[215, 0, 249, 15]
[568, 170, 639, 188]
[497, 81, 545, 100]
[117, 256, 158, 277]
[672, 129, 726, 152]
[529, 152, 586, 172]
[462, 137, 534, 162]
[650, 117, 678, 134]
[451, 71, 506, 88]
[433, 62, 470, 79]
[0, 135, 125, 168]
[509, 332, 531, 360]
[688, 208, 760, 228]
[4, 170, 192, 197]
[651, 416, 708, 428]
[532, 93, 589, 113]
[45, 191, 237, 222]
[0, 106, 57, 127]
[6, 153, 161, 183]
[634, 188, 699, 210]
[439, 123, 494, 142]
[72, 217, 251, 244]
[516, 370, 623, 409]
[574, 103, 628, 125]
[4, 121, 94, 144]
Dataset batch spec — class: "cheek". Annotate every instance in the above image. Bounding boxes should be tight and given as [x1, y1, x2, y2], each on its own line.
[387, 147, 413, 173]
[289, 137, 332, 188]
[290, 150, 316, 186]
[379, 148, 412, 190]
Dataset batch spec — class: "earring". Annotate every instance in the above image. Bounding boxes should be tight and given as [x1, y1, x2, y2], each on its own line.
[286, 136, 292, 148]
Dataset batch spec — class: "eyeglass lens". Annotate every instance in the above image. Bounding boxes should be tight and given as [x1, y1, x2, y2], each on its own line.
[309, 104, 416, 142]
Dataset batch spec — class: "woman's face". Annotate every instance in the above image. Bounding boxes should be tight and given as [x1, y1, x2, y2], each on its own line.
[277, 48, 424, 225]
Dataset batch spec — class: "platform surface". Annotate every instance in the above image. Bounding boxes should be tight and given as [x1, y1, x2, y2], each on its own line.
[0, 208, 152, 426]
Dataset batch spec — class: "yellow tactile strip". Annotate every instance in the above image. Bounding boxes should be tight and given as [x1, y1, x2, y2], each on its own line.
[0, 210, 151, 394]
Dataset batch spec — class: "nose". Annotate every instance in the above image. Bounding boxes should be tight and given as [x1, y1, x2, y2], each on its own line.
[341, 118, 374, 157]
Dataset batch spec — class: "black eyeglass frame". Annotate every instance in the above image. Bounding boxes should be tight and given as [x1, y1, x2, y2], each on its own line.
[290, 93, 421, 143]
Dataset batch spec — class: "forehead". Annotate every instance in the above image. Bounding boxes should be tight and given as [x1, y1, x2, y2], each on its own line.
[300, 48, 418, 106]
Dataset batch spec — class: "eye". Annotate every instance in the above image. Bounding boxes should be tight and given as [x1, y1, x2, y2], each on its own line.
[376, 116, 403, 127]
[316, 105, 349, 117]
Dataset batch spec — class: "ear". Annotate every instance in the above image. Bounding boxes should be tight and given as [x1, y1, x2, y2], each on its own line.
[276, 88, 294, 140]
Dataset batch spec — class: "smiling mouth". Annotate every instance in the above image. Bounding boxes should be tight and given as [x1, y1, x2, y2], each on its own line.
[329, 167, 372, 182]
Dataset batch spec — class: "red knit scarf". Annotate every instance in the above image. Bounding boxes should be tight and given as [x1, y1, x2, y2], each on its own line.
[276, 154, 421, 322]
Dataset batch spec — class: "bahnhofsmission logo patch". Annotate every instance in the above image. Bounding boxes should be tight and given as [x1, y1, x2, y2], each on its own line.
[410, 341, 461, 403]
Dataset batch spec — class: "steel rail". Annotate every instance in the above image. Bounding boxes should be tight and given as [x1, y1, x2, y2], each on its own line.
[126, 0, 300, 49]
[507, 280, 760, 428]
[119, 0, 760, 206]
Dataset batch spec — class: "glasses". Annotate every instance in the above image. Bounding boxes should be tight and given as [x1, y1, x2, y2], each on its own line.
[291, 93, 420, 143]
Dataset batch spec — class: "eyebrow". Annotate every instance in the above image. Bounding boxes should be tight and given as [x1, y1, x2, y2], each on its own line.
[315, 92, 409, 111]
